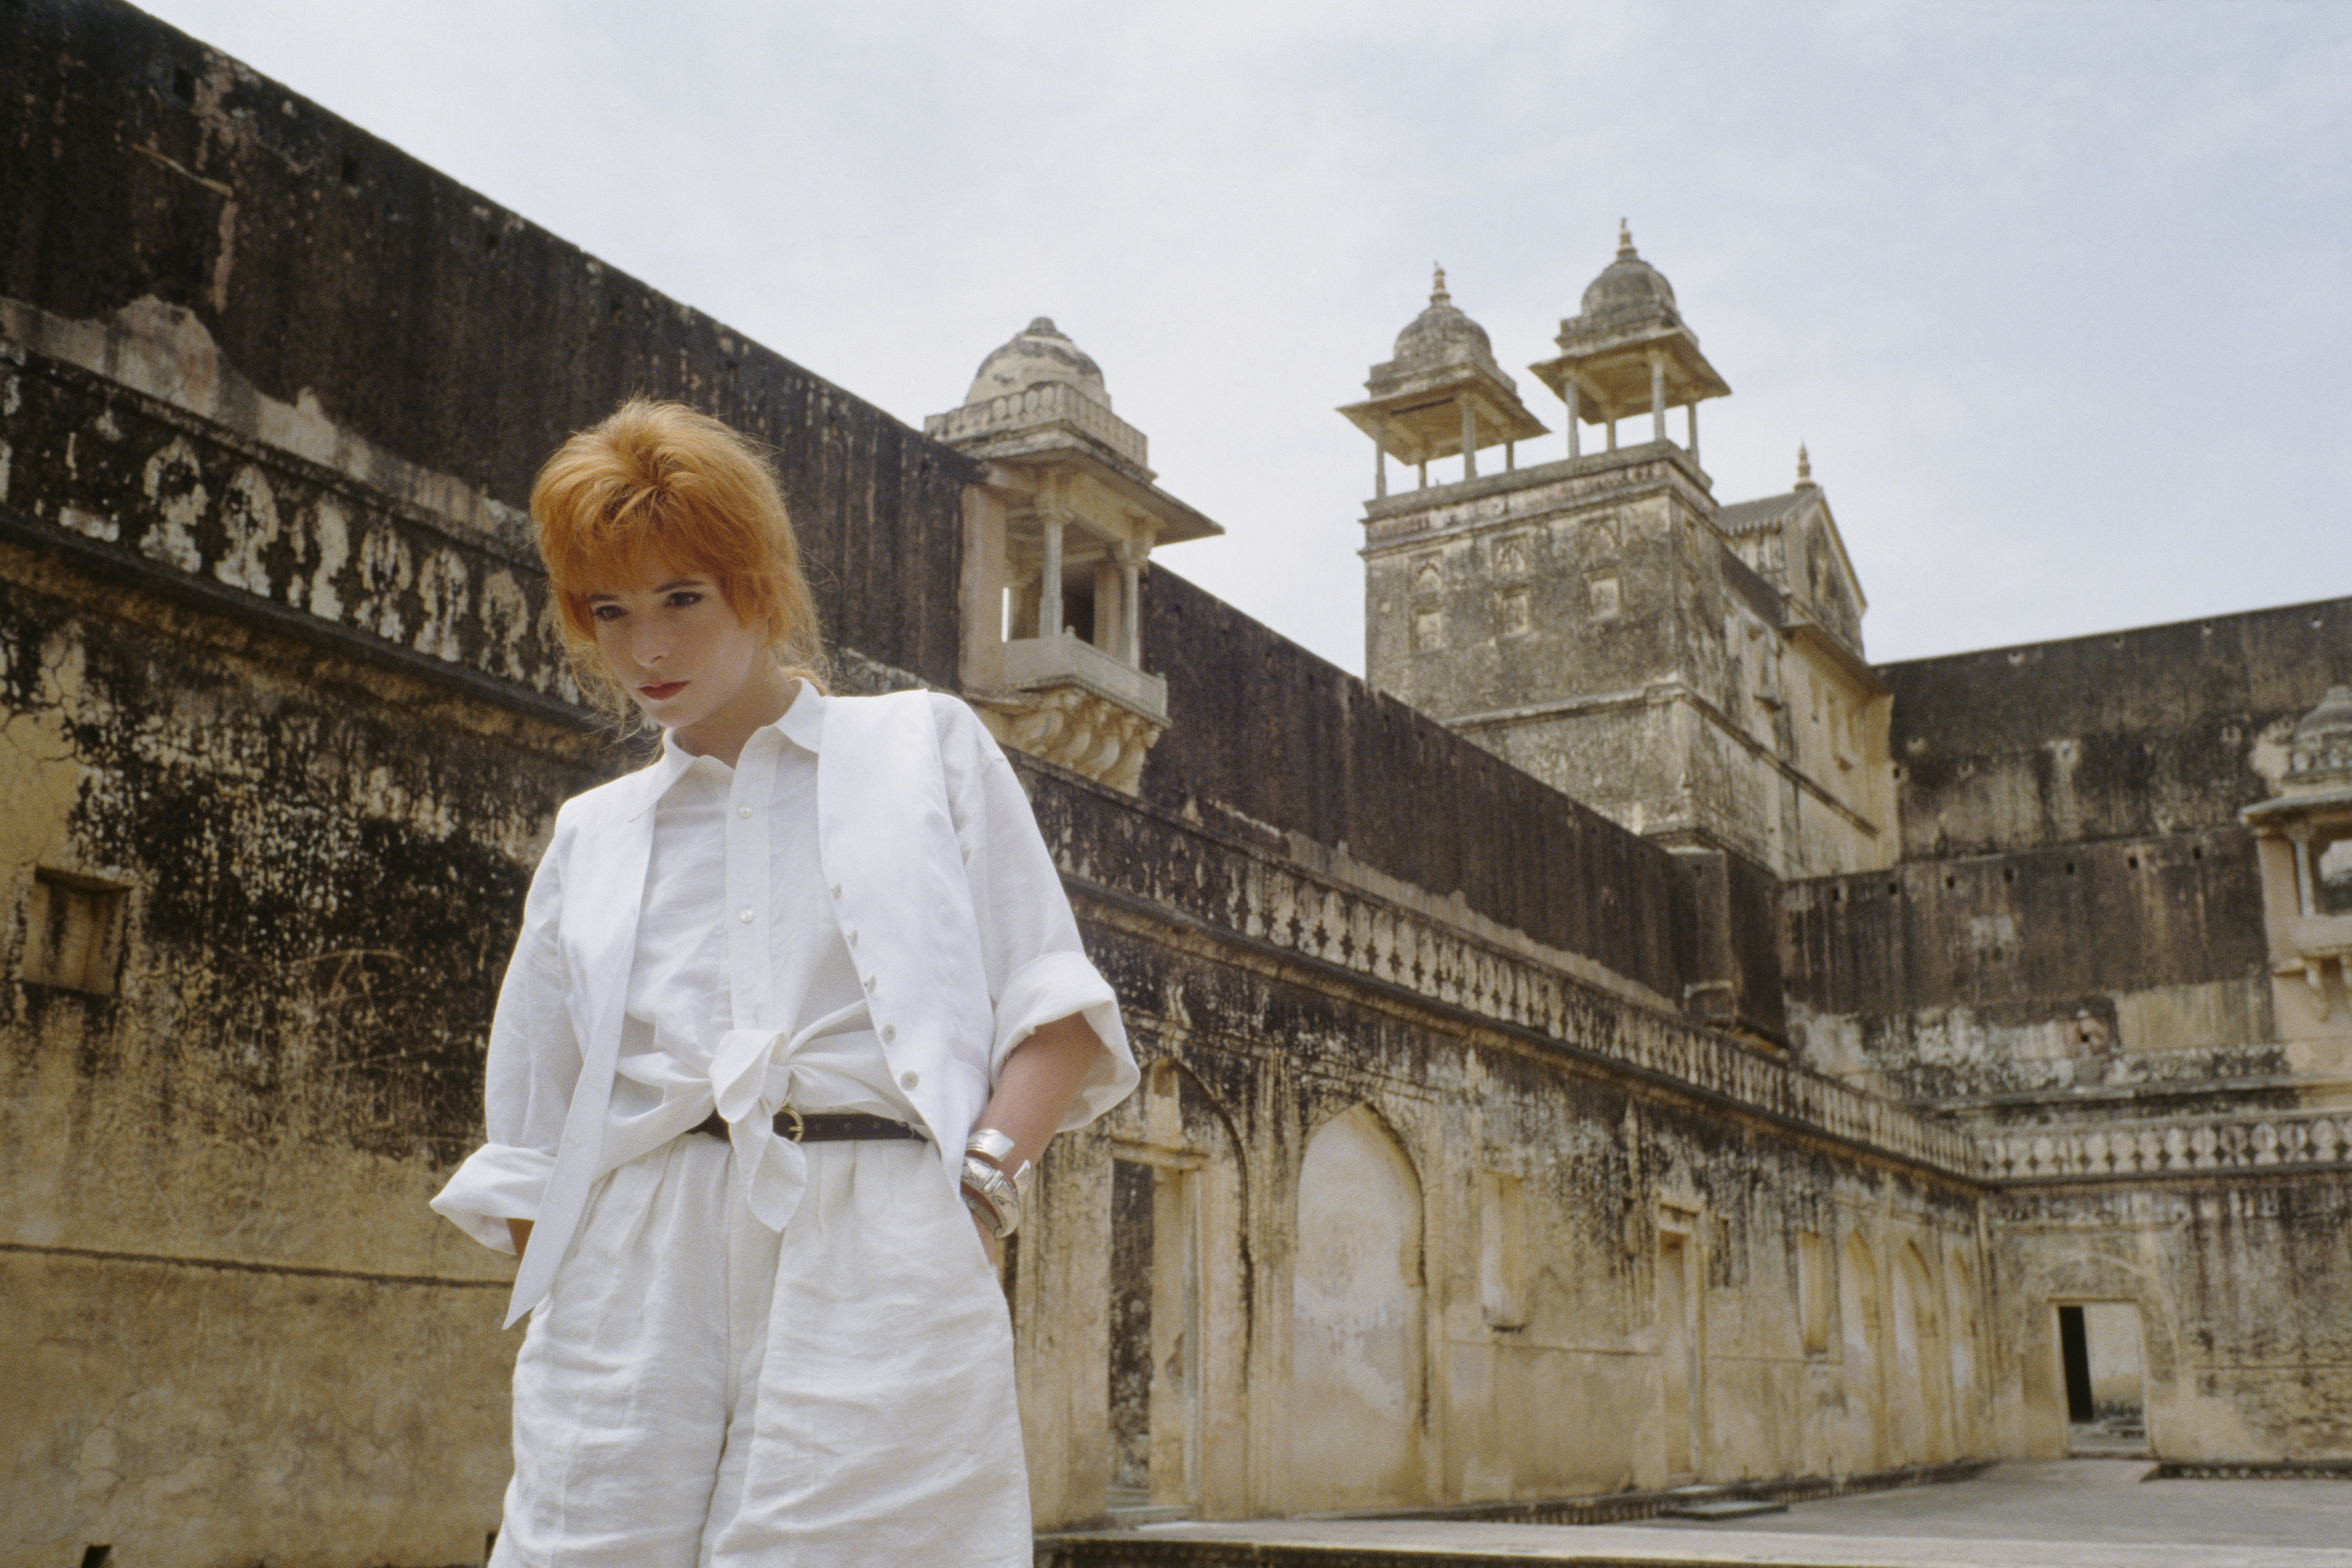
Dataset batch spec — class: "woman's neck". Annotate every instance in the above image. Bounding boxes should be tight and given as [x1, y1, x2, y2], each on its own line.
[670, 662, 799, 767]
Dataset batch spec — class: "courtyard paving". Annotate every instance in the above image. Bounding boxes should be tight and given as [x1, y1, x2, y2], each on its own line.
[1075, 1461, 2352, 1567]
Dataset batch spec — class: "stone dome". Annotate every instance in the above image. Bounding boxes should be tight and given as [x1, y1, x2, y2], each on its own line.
[963, 317, 1110, 409]
[1390, 267, 1495, 373]
[1579, 221, 1678, 319]
[2290, 685, 2352, 782]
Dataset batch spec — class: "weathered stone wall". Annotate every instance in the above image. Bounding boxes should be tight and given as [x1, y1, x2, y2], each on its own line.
[8, 0, 2349, 1560]
[1783, 595, 2352, 1473]
[1993, 1174, 2352, 1462]
[0, 532, 604, 1562]
[1784, 829, 2276, 1112]
[1140, 569, 1695, 1007]
[1883, 600, 2352, 859]
[1013, 759, 1988, 1519]
[1, 0, 975, 691]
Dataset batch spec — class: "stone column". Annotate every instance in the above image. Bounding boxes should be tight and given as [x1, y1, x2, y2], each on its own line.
[1374, 440, 1387, 499]
[2290, 823, 2318, 916]
[1118, 542, 1146, 666]
[1039, 511, 1065, 639]
[1687, 399, 1700, 466]
[1459, 394, 1478, 479]
[1565, 378, 1581, 459]
[1650, 353, 1667, 443]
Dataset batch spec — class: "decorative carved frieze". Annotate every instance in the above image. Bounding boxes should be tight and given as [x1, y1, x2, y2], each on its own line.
[2, 340, 579, 711]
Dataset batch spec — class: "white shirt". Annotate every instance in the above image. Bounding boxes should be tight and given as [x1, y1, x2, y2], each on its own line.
[431, 683, 1137, 1324]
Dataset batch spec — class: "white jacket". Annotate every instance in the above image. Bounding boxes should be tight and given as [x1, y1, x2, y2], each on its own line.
[431, 687, 1137, 1326]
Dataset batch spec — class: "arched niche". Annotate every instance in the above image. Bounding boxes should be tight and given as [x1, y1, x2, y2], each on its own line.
[1839, 1233, 1883, 1472]
[1104, 1055, 1247, 1514]
[1290, 1102, 1426, 1509]
[1890, 1241, 1950, 1464]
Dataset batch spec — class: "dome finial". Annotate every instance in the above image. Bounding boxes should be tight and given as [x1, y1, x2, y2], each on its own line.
[1617, 218, 1636, 259]
[1432, 263, 1450, 305]
[1795, 443, 1815, 489]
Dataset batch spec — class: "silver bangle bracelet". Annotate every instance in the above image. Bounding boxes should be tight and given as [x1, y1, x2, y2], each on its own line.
[961, 1154, 1023, 1238]
[965, 1130, 1035, 1202]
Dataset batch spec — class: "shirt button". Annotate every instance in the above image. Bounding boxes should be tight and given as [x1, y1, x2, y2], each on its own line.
[737, 805, 753, 819]
[900, 1070, 918, 1089]
[862, 975, 877, 993]
[830, 882, 843, 900]
[847, 928, 859, 946]
[739, 908, 755, 924]
[882, 1025, 897, 1043]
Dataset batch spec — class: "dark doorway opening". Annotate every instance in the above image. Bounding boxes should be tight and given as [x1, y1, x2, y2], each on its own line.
[2058, 1305, 2095, 1423]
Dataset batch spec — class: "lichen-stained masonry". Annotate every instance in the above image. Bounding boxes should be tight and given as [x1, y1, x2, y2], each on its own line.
[3, 4, 2349, 1566]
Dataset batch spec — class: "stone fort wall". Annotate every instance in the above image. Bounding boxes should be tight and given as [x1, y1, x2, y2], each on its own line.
[3, 2, 2347, 1564]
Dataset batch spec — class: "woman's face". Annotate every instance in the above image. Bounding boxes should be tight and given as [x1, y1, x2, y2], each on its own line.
[585, 567, 771, 737]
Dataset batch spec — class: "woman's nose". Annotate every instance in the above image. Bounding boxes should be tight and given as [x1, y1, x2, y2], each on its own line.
[631, 624, 669, 667]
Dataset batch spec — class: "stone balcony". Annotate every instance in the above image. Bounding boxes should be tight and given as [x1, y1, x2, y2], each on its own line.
[990, 631, 1168, 793]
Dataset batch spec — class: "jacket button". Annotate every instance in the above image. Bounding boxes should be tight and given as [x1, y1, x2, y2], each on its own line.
[830, 882, 843, 899]
[863, 975, 878, 993]
[738, 908, 755, 924]
[847, 928, 859, 946]
[900, 1070, 919, 1089]
[882, 1025, 897, 1043]
[737, 805, 753, 819]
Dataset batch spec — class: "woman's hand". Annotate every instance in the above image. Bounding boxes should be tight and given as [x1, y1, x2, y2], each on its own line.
[961, 1011, 1105, 1271]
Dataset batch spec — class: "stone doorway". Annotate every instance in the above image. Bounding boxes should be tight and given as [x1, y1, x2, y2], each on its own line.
[2058, 1302, 2148, 1456]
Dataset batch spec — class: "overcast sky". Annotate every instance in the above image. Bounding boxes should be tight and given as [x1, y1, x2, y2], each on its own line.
[135, 0, 2351, 677]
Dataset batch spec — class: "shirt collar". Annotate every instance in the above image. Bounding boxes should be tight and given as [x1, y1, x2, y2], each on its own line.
[774, 677, 827, 756]
[629, 678, 826, 820]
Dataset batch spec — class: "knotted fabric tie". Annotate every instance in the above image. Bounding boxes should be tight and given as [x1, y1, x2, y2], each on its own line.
[704, 999, 872, 1232]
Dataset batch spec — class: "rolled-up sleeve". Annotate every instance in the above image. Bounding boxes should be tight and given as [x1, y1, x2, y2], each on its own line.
[429, 812, 582, 1253]
[933, 695, 1139, 1130]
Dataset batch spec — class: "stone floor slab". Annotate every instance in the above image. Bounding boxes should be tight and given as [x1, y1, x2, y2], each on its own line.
[1041, 1461, 2352, 1568]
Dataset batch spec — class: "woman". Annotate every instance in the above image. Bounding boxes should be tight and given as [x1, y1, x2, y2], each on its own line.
[431, 398, 1136, 1567]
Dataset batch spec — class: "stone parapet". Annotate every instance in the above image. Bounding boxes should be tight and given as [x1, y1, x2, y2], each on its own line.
[1984, 1107, 2352, 1184]
[923, 379, 1150, 474]
[1, 330, 584, 718]
[1026, 760, 1982, 1179]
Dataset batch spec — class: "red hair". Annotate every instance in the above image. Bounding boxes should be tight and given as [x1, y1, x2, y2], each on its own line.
[530, 399, 828, 715]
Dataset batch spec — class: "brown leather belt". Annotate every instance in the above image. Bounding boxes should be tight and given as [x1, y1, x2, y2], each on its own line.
[689, 1109, 927, 1145]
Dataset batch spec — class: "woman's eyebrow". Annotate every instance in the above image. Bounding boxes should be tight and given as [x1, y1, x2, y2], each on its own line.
[583, 578, 707, 603]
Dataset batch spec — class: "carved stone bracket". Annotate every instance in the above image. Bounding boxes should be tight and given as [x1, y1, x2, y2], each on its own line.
[985, 683, 1163, 794]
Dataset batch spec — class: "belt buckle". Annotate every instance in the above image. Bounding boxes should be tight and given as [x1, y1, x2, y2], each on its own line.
[779, 1105, 805, 1143]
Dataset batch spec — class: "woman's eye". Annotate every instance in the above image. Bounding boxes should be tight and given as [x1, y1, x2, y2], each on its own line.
[666, 591, 704, 609]
[591, 604, 624, 621]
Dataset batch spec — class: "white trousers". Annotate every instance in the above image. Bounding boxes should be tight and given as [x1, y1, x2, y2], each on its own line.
[491, 1132, 1031, 1568]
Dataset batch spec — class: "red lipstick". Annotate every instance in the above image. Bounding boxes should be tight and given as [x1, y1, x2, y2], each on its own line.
[640, 681, 686, 701]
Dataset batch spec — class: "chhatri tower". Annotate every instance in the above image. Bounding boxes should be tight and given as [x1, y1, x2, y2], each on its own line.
[1346, 227, 1892, 886]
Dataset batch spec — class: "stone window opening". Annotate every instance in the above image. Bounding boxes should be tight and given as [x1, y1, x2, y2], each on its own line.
[23, 870, 128, 995]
